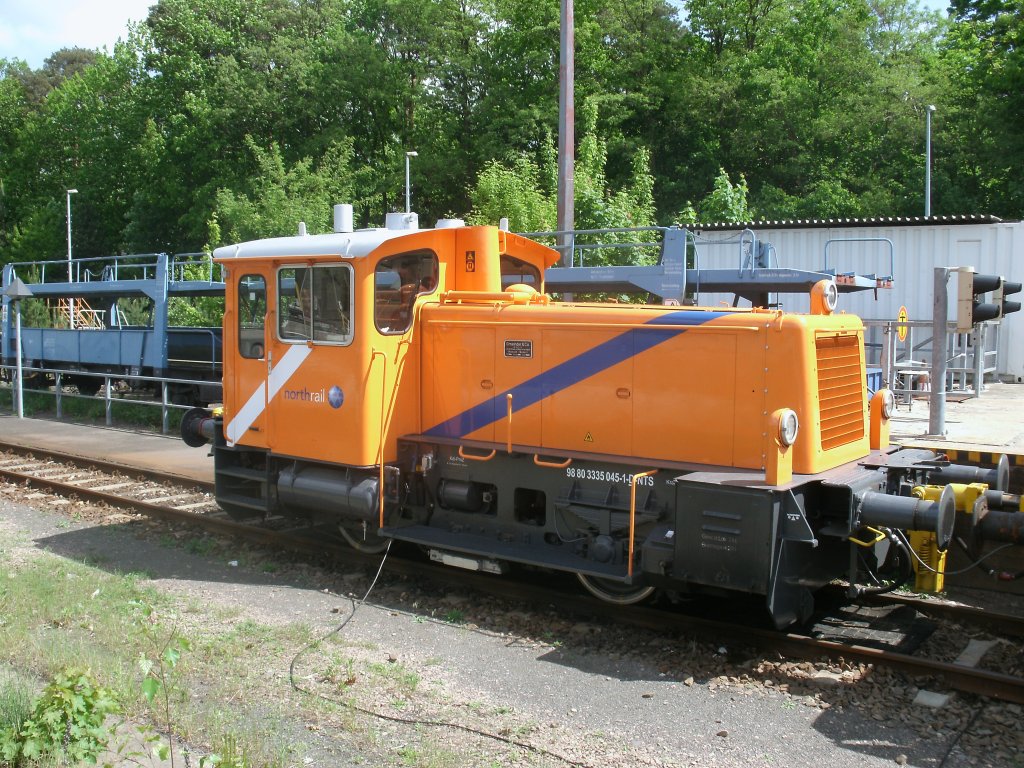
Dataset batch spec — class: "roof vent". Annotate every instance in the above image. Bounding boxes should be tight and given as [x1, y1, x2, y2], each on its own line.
[298, 221, 307, 236]
[435, 218, 465, 229]
[333, 204, 353, 233]
[385, 212, 419, 231]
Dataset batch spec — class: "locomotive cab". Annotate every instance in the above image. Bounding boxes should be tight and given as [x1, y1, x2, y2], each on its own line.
[204, 221, 558, 533]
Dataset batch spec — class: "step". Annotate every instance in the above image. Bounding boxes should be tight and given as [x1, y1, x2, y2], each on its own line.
[215, 466, 269, 483]
[381, 523, 637, 582]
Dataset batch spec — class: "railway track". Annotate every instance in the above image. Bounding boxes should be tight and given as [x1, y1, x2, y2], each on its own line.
[1, 440, 1023, 705]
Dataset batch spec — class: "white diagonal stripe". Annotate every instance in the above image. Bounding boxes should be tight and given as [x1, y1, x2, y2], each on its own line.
[225, 344, 313, 444]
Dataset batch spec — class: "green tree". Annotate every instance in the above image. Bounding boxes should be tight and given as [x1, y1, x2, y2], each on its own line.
[212, 136, 358, 243]
[939, 0, 1024, 215]
[469, 102, 656, 251]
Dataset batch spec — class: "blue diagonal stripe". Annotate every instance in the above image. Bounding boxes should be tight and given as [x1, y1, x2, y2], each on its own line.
[424, 310, 731, 438]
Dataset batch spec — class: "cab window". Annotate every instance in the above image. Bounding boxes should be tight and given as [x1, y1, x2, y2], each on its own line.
[500, 255, 541, 289]
[374, 250, 438, 334]
[278, 264, 353, 344]
[238, 274, 266, 359]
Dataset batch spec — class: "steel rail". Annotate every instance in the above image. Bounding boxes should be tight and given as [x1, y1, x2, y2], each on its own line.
[0, 439, 214, 493]
[1, 444, 1022, 704]
[864, 592, 1024, 639]
[0, 465, 388, 580]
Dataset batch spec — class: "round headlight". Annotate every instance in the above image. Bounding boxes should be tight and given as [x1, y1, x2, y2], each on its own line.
[824, 281, 838, 312]
[881, 388, 895, 420]
[778, 409, 799, 447]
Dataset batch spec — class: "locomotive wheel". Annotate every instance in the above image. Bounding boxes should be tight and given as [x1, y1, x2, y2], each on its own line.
[337, 523, 390, 554]
[577, 574, 656, 605]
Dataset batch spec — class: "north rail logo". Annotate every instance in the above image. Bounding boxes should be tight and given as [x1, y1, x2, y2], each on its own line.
[282, 385, 345, 408]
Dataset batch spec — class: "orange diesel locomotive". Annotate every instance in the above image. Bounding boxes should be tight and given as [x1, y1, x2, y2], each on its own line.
[182, 210, 1019, 627]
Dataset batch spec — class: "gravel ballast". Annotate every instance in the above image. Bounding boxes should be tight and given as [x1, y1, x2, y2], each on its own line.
[1, 487, 1021, 768]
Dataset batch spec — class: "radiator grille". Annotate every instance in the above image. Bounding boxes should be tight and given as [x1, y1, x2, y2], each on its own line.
[816, 334, 865, 450]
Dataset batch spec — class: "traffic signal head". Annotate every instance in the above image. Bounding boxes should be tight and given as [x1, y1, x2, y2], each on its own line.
[957, 270, 1000, 330]
[996, 280, 1022, 318]
[956, 270, 1021, 331]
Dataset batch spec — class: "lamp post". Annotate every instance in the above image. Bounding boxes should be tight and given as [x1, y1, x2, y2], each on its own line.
[404, 151, 418, 214]
[66, 188, 78, 280]
[66, 188, 78, 328]
[925, 106, 935, 218]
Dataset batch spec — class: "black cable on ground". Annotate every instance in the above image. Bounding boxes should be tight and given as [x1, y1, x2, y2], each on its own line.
[937, 702, 986, 768]
[286, 540, 593, 768]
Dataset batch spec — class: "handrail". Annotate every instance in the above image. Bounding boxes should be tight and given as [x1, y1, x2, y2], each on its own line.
[628, 470, 658, 577]
[5, 252, 223, 286]
[372, 349, 387, 528]
[739, 229, 757, 275]
[0, 363, 222, 435]
[457, 446, 497, 462]
[824, 238, 895, 281]
[440, 290, 549, 305]
[520, 226, 674, 268]
[505, 394, 513, 454]
[533, 455, 572, 468]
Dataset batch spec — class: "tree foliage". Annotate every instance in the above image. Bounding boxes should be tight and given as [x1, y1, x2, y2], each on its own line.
[0, 0, 1019, 268]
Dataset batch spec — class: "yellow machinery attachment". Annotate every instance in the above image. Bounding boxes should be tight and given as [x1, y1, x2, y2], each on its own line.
[909, 482, 989, 592]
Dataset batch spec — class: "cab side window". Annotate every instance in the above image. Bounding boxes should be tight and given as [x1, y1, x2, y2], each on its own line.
[238, 274, 266, 359]
[278, 265, 353, 344]
[375, 250, 438, 334]
[500, 255, 541, 289]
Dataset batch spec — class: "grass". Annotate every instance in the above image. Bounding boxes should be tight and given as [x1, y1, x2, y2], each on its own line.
[0, 533, 522, 767]
[185, 536, 219, 556]
[443, 609, 465, 624]
[0, 550, 307, 766]
[0, 667, 36, 737]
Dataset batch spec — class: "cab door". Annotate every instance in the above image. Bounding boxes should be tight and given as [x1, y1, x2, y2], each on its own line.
[223, 270, 271, 448]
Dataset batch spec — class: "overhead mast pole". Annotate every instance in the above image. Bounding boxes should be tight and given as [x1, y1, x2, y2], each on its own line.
[557, 0, 574, 265]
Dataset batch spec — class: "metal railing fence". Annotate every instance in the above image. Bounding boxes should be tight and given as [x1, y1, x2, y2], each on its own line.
[0, 365, 221, 435]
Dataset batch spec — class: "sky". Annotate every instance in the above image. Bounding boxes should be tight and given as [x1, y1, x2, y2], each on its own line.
[0, 0, 154, 69]
[1, 0, 953, 72]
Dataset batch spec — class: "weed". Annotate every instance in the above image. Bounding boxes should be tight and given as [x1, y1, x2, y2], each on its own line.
[132, 600, 193, 766]
[322, 658, 358, 691]
[0, 668, 119, 765]
[398, 745, 420, 765]
[185, 537, 217, 556]
[443, 608, 464, 624]
[369, 662, 420, 695]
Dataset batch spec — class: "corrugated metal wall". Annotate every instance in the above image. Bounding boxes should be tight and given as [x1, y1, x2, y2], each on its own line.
[692, 222, 1024, 380]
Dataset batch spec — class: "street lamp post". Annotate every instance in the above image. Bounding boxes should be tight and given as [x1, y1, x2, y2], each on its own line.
[404, 151, 418, 214]
[66, 188, 78, 328]
[66, 188, 78, 280]
[925, 106, 935, 218]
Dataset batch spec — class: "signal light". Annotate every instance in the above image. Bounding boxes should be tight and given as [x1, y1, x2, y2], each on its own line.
[995, 280, 1022, 319]
[956, 270, 1016, 331]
